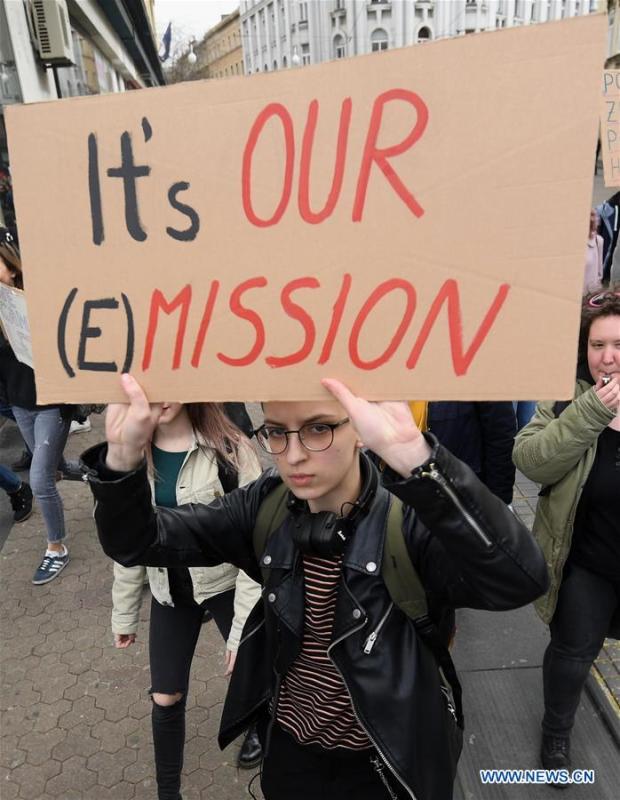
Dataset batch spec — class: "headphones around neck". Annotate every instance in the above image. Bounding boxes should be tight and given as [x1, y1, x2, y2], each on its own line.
[288, 453, 378, 558]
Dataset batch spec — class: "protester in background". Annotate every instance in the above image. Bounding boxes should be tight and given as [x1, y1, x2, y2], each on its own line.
[0, 463, 32, 523]
[513, 401, 537, 432]
[596, 191, 620, 284]
[583, 208, 603, 294]
[422, 401, 516, 505]
[111, 401, 263, 800]
[85, 373, 547, 800]
[513, 288, 620, 779]
[0, 228, 72, 584]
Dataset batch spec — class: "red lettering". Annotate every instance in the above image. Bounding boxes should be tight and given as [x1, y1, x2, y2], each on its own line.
[318, 273, 352, 364]
[349, 279, 416, 370]
[242, 103, 295, 228]
[352, 89, 428, 222]
[298, 98, 352, 224]
[190, 280, 220, 368]
[217, 277, 267, 367]
[406, 279, 510, 375]
[265, 277, 320, 368]
[142, 285, 192, 371]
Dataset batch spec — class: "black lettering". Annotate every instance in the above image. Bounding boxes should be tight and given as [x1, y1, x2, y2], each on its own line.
[166, 181, 200, 241]
[77, 298, 120, 372]
[107, 132, 150, 242]
[88, 134, 104, 246]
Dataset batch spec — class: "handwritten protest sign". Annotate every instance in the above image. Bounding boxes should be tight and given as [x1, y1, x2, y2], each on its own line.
[600, 69, 620, 187]
[5, 14, 605, 403]
[0, 284, 33, 368]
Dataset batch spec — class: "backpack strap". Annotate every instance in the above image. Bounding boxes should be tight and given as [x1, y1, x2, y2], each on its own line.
[382, 495, 464, 729]
[382, 496, 427, 621]
[253, 482, 290, 572]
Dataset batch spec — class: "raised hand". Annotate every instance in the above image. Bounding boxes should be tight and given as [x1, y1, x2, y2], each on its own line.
[105, 374, 163, 471]
[321, 378, 431, 477]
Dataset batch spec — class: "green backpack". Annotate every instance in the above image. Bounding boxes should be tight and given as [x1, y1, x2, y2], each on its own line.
[252, 482, 464, 728]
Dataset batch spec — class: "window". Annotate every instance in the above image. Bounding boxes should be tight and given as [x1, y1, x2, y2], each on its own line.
[335, 0, 344, 8]
[416, 26, 432, 43]
[333, 34, 346, 59]
[301, 42, 310, 65]
[283, 54, 288, 67]
[299, 2, 308, 22]
[370, 28, 388, 52]
[273, 59, 278, 70]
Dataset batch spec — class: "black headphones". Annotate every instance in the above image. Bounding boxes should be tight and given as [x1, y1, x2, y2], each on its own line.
[288, 453, 378, 558]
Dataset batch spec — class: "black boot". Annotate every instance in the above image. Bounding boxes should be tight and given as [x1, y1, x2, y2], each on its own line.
[541, 734, 571, 788]
[11, 449, 32, 471]
[237, 724, 262, 769]
[9, 482, 33, 523]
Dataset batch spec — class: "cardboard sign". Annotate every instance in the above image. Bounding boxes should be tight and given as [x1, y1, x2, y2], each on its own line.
[5, 14, 605, 403]
[0, 284, 33, 368]
[600, 69, 620, 187]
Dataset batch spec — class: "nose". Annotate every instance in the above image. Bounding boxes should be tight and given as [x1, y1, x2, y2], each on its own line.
[601, 345, 616, 364]
[285, 432, 307, 465]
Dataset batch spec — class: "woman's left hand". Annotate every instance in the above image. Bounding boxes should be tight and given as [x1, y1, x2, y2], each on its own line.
[224, 648, 237, 676]
[321, 378, 431, 476]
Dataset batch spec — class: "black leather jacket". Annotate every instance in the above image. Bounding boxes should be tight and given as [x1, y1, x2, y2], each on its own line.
[84, 438, 547, 800]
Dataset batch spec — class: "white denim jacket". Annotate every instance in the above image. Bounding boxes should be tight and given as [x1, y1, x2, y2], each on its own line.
[111, 437, 262, 651]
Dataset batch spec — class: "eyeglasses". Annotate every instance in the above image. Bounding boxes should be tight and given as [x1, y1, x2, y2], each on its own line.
[254, 418, 350, 455]
[587, 291, 620, 308]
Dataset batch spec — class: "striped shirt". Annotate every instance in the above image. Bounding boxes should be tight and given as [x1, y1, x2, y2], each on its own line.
[276, 554, 371, 751]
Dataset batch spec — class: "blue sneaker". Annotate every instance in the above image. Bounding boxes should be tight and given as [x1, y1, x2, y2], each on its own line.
[32, 548, 69, 585]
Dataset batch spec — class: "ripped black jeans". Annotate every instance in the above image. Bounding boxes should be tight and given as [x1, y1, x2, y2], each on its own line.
[149, 590, 234, 800]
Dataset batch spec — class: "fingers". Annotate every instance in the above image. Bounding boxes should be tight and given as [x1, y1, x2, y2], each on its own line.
[120, 373, 151, 414]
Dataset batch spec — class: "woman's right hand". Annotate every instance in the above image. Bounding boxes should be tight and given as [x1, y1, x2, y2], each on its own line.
[105, 374, 163, 471]
[113, 633, 136, 649]
[594, 376, 620, 412]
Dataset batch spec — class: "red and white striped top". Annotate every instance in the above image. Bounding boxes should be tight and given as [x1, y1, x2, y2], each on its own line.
[276, 554, 371, 751]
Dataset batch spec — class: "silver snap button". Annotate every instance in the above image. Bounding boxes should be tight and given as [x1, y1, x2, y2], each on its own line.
[263, 555, 272, 566]
[267, 593, 276, 603]
[366, 561, 377, 573]
[352, 609, 362, 619]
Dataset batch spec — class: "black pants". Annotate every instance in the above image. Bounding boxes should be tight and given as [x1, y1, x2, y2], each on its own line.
[258, 719, 407, 800]
[149, 590, 235, 800]
[543, 562, 619, 737]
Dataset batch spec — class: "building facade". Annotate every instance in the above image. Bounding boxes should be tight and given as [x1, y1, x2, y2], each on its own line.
[239, 0, 597, 74]
[0, 0, 164, 226]
[196, 10, 244, 80]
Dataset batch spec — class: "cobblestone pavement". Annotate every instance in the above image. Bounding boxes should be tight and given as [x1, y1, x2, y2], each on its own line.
[1, 415, 618, 799]
[1, 414, 263, 800]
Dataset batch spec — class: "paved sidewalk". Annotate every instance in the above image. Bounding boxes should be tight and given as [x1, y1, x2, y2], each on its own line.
[1, 415, 618, 799]
[1, 413, 262, 800]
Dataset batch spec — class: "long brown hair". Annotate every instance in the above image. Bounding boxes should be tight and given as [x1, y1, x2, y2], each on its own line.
[0, 228, 23, 289]
[185, 402, 248, 470]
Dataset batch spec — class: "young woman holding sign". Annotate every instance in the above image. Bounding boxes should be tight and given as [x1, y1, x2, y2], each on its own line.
[513, 288, 620, 779]
[83, 370, 547, 800]
[111, 400, 263, 800]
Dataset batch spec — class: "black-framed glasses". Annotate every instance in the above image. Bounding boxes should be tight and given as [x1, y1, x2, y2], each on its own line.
[587, 291, 620, 308]
[253, 418, 350, 455]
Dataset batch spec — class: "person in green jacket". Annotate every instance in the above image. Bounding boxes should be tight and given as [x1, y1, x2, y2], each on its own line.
[513, 288, 620, 779]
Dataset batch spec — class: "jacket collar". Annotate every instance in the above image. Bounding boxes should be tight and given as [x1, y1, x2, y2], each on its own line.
[260, 453, 394, 576]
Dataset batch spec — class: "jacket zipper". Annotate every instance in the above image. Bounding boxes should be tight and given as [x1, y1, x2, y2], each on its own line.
[238, 618, 265, 647]
[363, 602, 394, 654]
[326, 584, 417, 800]
[414, 462, 494, 549]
